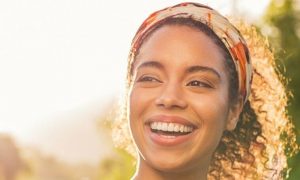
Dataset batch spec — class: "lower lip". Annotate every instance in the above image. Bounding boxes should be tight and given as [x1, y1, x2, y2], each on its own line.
[145, 125, 196, 146]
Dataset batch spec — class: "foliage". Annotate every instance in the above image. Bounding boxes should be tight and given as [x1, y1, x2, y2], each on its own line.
[98, 148, 135, 180]
[262, 0, 300, 179]
[97, 102, 136, 180]
[0, 133, 98, 180]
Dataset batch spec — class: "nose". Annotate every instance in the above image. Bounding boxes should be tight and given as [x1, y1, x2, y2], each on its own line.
[155, 82, 187, 109]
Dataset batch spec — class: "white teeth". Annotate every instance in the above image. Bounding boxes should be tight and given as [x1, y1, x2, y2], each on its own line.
[162, 123, 168, 131]
[157, 122, 161, 130]
[180, 126, 184, 133]
[168, 123, 174, 131]
[150, 122, 193, 133]
[184, 126, 188, 132]
[174, 124, 179, 132]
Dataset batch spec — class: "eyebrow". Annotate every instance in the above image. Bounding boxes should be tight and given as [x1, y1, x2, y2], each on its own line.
[136, 61, 164, 71]
[185, 65, 221, 79]
[136, 60, 221, 79]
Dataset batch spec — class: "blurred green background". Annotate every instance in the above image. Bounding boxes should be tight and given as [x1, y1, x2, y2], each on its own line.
[0, 0, 299, 179]
[263, 0, 300, 179]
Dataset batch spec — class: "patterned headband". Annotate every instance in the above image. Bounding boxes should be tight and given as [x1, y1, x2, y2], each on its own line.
[129, 2, 252, 104]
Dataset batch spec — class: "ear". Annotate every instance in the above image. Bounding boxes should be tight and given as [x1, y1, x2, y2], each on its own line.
[226, 96, 244, 131]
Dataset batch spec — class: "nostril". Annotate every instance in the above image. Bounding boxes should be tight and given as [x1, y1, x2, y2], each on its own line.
[154, 83, 188, 109]
[155, 94, 187, 109]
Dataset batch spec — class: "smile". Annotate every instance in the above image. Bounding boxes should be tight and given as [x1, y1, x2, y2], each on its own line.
[145, 115, 198, 146]
[150, 122, 194, 135]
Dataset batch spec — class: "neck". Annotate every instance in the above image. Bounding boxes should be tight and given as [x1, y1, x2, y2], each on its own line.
[131, 156, 209, 180]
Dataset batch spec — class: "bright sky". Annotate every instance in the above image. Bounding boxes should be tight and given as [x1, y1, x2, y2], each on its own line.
[0, 0, 271, 164]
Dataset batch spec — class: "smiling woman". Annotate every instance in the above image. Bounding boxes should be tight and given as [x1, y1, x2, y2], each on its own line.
[113, 2, 298, 180]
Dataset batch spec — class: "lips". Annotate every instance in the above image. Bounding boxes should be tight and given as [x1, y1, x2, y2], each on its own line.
[145, 115, 198, 146]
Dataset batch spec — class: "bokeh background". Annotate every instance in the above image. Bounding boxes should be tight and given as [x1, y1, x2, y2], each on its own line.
[0, 0, 299, 179]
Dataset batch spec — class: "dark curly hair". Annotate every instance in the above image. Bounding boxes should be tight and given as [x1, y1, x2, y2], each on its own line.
[112, 17, 299, 179]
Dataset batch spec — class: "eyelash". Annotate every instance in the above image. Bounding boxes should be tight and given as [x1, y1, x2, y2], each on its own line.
[137, 76, 212, 88]
[186, 80, 212, 88]
[137, 75, 162, 83]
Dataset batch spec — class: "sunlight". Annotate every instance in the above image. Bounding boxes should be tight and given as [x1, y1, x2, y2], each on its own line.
[0, 0, 271, 164]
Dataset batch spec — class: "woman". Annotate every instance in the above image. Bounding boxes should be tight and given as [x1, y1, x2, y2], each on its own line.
[113, 2, 298, 179]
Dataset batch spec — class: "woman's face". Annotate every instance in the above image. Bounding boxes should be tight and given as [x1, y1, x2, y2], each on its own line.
[129, 25, 238, 172]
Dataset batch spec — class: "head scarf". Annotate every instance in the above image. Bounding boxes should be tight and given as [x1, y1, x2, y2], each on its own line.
[129, 2, 252, 104]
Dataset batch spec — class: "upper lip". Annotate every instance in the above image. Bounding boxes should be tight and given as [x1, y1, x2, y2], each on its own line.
[145, 114, 198, 128]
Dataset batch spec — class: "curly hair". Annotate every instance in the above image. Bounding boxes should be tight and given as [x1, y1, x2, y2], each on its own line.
[112, 18, 299, 179]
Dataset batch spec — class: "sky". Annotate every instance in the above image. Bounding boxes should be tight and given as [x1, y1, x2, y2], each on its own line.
[0, 0, 271, 164]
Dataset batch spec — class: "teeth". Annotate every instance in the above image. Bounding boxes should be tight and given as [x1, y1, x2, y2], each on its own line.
[174, 124, 179, 132]
[157, 122, 161, 130]
[150, 122, 193, 133]
[168, 123, 174, 131]
[180, 126, 184, 133]
[162, 123, 168, 131]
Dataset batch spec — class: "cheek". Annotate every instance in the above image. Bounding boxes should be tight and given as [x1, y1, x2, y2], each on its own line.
[129, 88, 140, 129]
[190, 92, 229, 145]
[129, 87, 149, 121]
[129, 85, 159, 119]
[191, 87, 229, 118]
[129, 86, 158, 155]
[129, 87, 154, 136]
[205, 102, 227, 132]
[128, 88, 142, 149]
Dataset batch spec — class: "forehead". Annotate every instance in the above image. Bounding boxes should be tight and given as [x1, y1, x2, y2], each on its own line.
[134, 25, 226, 73]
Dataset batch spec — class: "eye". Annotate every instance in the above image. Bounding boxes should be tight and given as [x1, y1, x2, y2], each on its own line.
[137, 75, 162, 83]
[186, 80, 212, 88]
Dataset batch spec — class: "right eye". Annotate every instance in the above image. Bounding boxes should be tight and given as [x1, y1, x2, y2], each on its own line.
[137, 75, 162, 83]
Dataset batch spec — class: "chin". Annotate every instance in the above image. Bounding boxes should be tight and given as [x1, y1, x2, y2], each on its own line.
[149, 160, 186, 172]
[141, 149, 199, 173]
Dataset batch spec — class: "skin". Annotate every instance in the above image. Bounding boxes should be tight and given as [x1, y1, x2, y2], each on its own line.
[129, 25, 243, 180]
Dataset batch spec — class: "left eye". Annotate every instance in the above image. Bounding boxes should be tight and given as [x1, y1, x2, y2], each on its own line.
[186, 80, 212, 88]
